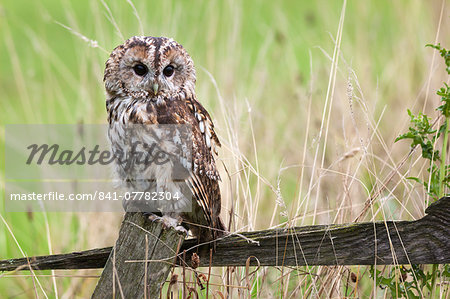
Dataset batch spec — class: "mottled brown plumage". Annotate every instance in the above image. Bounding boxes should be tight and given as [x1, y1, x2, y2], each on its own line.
[104, 36, 225, 241]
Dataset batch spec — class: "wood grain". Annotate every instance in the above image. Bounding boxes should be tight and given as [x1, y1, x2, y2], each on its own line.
[90, 212, 185, 299]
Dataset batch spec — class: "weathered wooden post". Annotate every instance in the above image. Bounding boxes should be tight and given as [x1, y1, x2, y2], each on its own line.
[91, 212, 185, 298]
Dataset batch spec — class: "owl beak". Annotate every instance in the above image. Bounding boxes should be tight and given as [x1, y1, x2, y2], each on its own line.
[153, 83, 159, 95]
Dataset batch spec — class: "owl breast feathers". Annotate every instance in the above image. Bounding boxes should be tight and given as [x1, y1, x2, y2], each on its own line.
[104, 36, 225, 241]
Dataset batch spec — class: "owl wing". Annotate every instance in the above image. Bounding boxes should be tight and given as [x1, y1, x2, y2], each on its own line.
[184, 98, 225, 239]
[151, 97, 225, 240]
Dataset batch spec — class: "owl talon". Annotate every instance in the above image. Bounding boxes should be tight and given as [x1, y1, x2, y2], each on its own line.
[148, 215, 187, 235]
[146, 213, 161, 222]
[160, 215, 180, 229]
[174, 225, 188, 235]
[142, 212, 152, 218]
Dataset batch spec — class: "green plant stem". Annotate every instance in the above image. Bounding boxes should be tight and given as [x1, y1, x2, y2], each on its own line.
[439, 117, 449, 197]
[434, 116, 448, 299]
[430, 264, 438, 298]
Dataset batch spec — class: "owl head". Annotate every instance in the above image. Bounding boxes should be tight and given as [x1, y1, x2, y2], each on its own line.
[104, 36, 196, 100]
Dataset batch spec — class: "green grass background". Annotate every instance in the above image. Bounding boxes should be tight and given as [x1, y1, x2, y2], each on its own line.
[1, 0, 449, 297]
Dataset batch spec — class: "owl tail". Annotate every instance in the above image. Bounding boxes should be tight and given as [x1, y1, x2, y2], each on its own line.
[212, 216, 227, 239]
[196, 216, 226, 244]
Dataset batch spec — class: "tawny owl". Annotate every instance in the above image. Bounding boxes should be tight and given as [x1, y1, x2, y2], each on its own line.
[104, 36, 225, 241]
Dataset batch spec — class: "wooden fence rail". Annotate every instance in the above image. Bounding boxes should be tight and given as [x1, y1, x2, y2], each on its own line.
[1, 196, 449, 270]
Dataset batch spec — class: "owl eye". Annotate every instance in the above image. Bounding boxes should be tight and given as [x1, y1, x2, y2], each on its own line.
[163, 65, 175, 77]
[133, 64, 148, 76]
